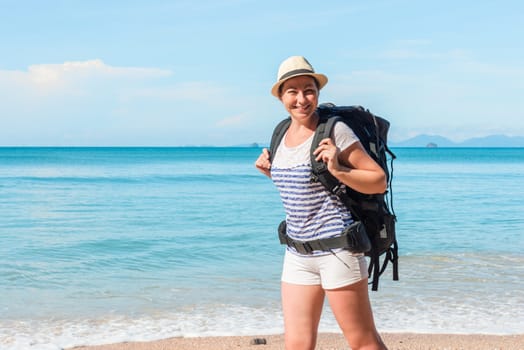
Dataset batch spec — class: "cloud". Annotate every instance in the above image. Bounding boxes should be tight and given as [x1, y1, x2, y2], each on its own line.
[0, 60, 175, 144]
[31, 59, 172, 80]
[215, 113, 248, 127]
[0, 59, 261, 146]
[0, 59, 172, 93]
[0, 59, 177, 107]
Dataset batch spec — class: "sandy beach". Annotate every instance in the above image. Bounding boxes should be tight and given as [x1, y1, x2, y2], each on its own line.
[69, 332, 524, 350]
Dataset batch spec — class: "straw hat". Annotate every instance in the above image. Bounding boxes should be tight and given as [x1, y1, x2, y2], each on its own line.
[271, 56, 328, 97]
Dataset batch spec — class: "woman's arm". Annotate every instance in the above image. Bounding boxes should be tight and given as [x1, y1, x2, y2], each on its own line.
[255, 148, 272, 178]
[313, 138, 386, 194]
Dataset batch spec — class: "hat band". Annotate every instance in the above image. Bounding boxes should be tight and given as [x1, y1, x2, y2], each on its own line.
[279, 68, 314, 81]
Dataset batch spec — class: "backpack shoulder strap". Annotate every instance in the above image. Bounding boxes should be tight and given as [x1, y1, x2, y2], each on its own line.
[310, 115, 338, 172]
[309, 114, 362, 221]
[309, 116, 345, 193]
[269, 117, 291, 163]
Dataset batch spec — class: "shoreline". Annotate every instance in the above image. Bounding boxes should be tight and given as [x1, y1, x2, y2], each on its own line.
[68, 332, 524, 350]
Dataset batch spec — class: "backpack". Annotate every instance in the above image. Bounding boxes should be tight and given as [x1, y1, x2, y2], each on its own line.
[269, 103, 398, 291]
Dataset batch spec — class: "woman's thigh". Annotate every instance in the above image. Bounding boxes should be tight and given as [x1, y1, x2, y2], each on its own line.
[326, 279, 384, 349]
[281, 282, 325, 349]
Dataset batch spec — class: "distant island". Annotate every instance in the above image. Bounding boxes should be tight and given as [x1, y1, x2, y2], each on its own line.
[390, 134, 524, 148]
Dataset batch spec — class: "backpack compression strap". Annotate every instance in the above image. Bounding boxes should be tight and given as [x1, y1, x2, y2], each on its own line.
[269, 117, 291, 163]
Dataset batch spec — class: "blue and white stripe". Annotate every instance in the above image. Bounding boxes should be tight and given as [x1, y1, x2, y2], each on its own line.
[271, 163, 353, 255]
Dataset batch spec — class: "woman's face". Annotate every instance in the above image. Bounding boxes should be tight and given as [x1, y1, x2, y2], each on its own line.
[279, 75, 319, 121]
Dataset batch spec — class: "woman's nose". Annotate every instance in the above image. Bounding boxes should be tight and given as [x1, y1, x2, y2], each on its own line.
[296, 90, 306, 104]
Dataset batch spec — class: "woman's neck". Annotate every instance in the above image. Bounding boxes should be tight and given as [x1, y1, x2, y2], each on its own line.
[285, 112, 318, 147]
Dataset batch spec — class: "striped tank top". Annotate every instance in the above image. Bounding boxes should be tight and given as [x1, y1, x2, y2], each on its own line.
[271, 121, 359, 256]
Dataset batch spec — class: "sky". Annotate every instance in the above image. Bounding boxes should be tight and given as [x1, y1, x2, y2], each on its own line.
[0, 0, 523, 146]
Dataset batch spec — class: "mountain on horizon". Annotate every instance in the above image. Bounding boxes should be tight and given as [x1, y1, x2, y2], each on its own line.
[252, 134, 524, 149]
[391, 134, 524, 147]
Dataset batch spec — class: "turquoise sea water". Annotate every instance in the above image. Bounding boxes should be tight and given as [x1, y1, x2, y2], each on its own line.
[1, 147, 523, 349]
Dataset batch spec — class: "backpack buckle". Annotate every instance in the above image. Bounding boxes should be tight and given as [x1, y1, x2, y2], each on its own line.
[310, 163, 328, 183]
[332, 184, 345, 196]
[291, 241, 313, 255]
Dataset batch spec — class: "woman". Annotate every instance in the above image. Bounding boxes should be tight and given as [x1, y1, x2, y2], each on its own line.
[255, 56, 388, 350]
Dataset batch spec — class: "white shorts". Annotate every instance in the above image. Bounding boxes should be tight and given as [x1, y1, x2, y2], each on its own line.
[281, 249, 368, 289]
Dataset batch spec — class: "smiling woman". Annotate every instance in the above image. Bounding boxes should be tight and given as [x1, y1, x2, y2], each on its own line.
[255, 56, 388, 350]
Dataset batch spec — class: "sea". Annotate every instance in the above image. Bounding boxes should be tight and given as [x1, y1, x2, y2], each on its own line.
[0, 147, 523, 349]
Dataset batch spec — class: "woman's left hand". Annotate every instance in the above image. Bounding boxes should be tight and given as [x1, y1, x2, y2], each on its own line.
[313, 138, 341, 172]
[314, 138, 387, 194]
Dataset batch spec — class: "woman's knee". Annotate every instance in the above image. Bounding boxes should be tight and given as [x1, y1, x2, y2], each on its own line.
[326, 280, 386, 349]
[345, 331, 387, 350]
[284, 333, 318, 350]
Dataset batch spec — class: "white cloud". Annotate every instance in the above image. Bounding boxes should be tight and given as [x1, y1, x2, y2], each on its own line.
[216, 113, 248, 127]
[0, 59, 261, 145]
[33, 59, 172, 79]
[0, 59, 172, 93]
[0, 60, 175, 145]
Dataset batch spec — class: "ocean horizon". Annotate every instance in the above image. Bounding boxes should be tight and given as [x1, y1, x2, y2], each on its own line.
[1, 146, 523, 349]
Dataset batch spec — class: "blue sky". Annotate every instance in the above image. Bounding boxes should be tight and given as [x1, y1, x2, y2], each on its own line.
[1, 0, 522, 146]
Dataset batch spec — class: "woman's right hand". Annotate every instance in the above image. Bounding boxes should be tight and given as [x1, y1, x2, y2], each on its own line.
[255, 148, 272, 178]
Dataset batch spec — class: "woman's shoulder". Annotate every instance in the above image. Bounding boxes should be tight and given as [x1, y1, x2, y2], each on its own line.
[333, 120, 354, 134]
[332, 120, 359, 150]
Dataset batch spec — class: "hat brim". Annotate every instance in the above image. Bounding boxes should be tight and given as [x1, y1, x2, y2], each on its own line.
[271, 73, 328, 98]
